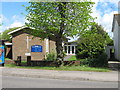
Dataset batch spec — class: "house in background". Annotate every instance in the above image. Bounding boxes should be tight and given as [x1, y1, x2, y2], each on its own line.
[112, 14, 120, 61]
[64, 42, 77, 55]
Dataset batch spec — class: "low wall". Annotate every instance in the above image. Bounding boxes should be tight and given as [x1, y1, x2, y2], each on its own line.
[14, 56, 80, 66]
[31, 61, 80, 66]
[14, 60, 80, 67]
[5, 60, 15, 64]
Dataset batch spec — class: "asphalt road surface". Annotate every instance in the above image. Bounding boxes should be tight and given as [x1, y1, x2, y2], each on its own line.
[2, 76, 118, 88]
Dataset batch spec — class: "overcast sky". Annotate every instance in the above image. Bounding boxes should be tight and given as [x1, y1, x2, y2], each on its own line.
[0, 0, 119, 41]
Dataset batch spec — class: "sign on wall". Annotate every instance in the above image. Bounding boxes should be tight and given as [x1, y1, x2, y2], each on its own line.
[31, 45, 42, 52]
[0, 45, 4, 64]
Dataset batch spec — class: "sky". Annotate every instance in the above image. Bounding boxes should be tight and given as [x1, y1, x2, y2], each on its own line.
[0, 0, 120, 41]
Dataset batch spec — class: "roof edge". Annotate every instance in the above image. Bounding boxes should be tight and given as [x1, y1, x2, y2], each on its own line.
[8, 26, 30, 35]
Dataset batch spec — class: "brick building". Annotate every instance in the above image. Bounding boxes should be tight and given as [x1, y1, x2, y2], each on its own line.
[8, 27, 56, 61]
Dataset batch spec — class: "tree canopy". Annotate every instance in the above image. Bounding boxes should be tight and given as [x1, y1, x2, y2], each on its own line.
[0, 27, 20, 41]
[25, 2, 95, 61]
[76, 23, 113, 59]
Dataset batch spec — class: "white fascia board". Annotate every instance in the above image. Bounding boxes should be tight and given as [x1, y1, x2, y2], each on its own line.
[8, 26, 26, 35]
[8, 26, 33, 35]
[5, 43, 12, 45]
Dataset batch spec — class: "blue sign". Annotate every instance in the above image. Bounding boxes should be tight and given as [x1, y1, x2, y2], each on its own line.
[31, 45, 42, 52]
[0, 45, 4, 64]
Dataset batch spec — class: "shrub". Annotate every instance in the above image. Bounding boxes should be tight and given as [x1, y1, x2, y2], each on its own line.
[80, 59, 90, 66]
[45, 53, 57, 61]
[89, 52, 108, 67]
[79, 52, 108, 67]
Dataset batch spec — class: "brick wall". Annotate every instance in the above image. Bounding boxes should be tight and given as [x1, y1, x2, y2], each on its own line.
[12, 29, 56, 61]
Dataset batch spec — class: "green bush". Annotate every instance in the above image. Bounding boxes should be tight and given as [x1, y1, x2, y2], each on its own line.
[88, 52, 108, 67]
[79, 52, 108, 67]
[45, 53, 57, 61]
[80, 59, 90, 66]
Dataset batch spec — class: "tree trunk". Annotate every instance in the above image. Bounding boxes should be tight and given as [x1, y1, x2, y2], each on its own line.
[55, 36, 64, 61]
[55, 2, 66, 62]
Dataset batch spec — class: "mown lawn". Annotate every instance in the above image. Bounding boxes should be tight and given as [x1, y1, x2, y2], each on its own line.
[5, 58, 12, 60]
[68, 55, 77, 61]
[5, 64, 111, 72]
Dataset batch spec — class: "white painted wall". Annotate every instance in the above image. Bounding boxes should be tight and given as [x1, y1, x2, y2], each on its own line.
[113, 20, 120, 60]
[45, 38, 49, 53]
[118, 25, 120, 60]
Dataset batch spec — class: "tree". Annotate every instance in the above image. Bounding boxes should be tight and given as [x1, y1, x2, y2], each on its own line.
[1, 27, 20, 41]
[90, 23, 113, 46]
[77, 32, 106, 59]
[0, 34, 2, 40]
[77, 23, 113, 59]
[25, 2, 94, 62]
[76, 23, 112, 67]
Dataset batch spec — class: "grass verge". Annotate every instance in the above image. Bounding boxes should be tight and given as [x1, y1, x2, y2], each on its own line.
[5, 58, 12, 60]
[68, 55, 77, 61]
[5, 64, 111, 72]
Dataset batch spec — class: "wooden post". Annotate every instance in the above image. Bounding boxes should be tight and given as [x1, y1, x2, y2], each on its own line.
[27, 56, 31, 66]
[17, 56, 21, 66]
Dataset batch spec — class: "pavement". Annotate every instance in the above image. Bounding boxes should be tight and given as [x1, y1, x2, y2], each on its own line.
[0, 67, 119, 82]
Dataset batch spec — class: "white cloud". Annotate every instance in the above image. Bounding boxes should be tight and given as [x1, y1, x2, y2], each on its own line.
[0, 14, 8, 24]
[12, 15, 20, 21]
[6, 21, 24, 29]
[12, 15, 25, 22]
[91, 0, 120, 5]
[1, 15, 26, 31]
[90, 1, 118, 39]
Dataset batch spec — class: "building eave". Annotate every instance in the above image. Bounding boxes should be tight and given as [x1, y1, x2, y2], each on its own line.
[8, 26, 30, 35]
[112, 14, 120, 32]
[112, 15, 115, 32]
[5, 43, 12, 45]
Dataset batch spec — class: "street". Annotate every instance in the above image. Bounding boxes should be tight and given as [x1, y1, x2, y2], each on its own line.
[2, 75, 118, 88]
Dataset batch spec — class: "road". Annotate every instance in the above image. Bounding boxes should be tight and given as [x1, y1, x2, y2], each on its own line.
[2, 76, 118, 88]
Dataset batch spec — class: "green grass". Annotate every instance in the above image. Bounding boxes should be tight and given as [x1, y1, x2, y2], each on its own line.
[5, 64, 111, 72]
[5, 58, 12, 60]
[68, 55, 77, 61]
[21, 60, 27, 64]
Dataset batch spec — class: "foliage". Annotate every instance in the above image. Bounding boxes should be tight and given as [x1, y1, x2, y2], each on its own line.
[25, 2, 95, 61]
[76, 23, 112, 59]
[90, 23, 113, 46]
[76, 33, 106, 59]
[0, 34, 2, 40]
[79, 53, 108, 67]
[80, 59, 90, 66]
[1, 27, 20, 41]
[76, 23, 111, 67]
[45, 53, 57, 61]
[88, 52, 108, 67]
